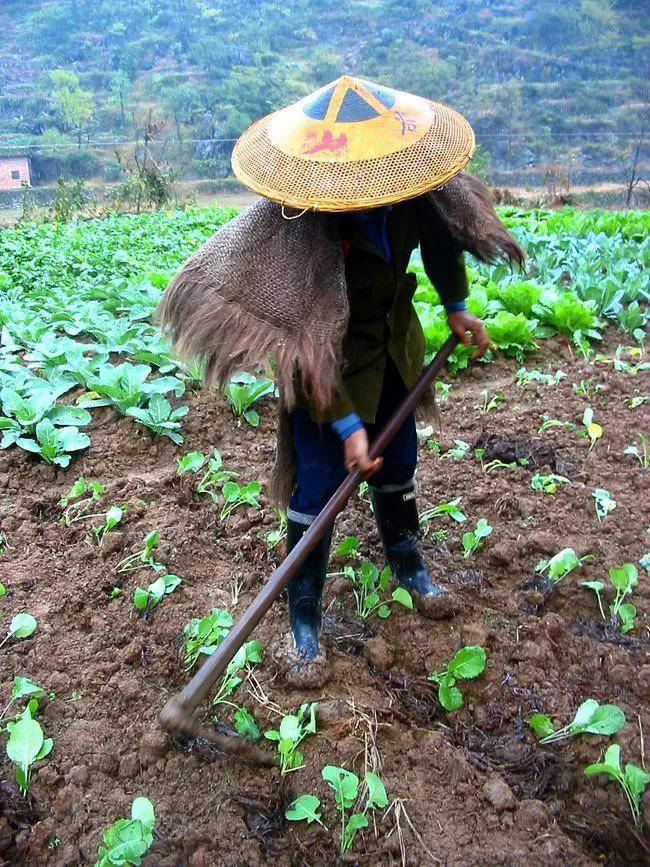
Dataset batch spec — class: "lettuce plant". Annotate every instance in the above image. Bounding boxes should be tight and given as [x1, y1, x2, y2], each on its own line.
[428, 646, 487, 711]
[16, 419, 90, 467]
[584, 745, 649, 828]
[116, 529, 163, 574]
[220, 480, 261, 520]
[224, 372, 275, 427]
[211, 640, 262, 710]
[582, 563, 638, 633]
[530, 699, 625, 743]
[321, 766, 388, 853]
[133, 573, 181, 614]
[91, 506, 124, 545]
[531, 473, 570, 494]
[420, 497, 466, 532]
[535, 547, 591, 584]
[58, 476, 104, 524]
[96, 797, 156, 866]
[182, 608, 233, 669]
[341, 561, 412, 620]
[285, 794, 324, 826]
[5, 703, 53, 794]
[0, 613, 37, 650]
[592, 488, 616, 520]
[461, 519, 492, 557]
[126, 393, 189, 443]
[264, 702, 317, 775]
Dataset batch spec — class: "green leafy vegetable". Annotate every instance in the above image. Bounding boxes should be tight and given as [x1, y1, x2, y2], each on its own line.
[461, 518, 492, 557]
[264, 702, 317, 775]
[428, 646, 487, 711]
[96, 796, 156, 866]
[133, 573, 181, 614]
[584, 744, 649, 828]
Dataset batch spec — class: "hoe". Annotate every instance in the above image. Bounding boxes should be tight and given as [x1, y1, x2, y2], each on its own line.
[159, 334, 459, 763]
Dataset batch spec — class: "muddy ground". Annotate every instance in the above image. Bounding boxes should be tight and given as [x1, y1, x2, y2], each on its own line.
[1, 333, 648, 866]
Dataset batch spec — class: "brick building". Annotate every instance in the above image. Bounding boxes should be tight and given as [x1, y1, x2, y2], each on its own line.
[0, 156, 31, 190]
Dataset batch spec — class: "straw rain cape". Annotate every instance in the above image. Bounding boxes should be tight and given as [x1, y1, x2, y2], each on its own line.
[156, 172, 524, 505]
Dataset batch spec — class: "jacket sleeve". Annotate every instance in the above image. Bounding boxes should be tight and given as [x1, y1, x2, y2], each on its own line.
[416, 199, 469, 307]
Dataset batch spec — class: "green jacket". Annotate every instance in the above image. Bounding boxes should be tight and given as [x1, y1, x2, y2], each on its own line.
[300, 196, 469, 424]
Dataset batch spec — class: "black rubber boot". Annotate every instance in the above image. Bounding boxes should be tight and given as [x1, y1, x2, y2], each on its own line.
[286, 519, 333, 661]
[372, 484, 457, 618]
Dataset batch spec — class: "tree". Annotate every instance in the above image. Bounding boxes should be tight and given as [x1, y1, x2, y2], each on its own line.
[109, 71, 133, 127]
[49, 70, 95, 148]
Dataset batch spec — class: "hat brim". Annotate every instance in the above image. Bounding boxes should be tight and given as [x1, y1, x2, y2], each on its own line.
[232, 100, 475, 212]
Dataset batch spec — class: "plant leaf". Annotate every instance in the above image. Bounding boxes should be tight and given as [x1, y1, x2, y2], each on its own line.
[9, 612, 37, 639]
[285, 794, 323, 825]
[448, 646, 487, 680]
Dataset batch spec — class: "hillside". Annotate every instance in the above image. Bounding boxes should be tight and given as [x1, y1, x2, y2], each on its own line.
[0, 0, 648, 195]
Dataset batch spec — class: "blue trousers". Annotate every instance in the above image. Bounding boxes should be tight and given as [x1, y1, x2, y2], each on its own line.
[288, 358, 417, 523]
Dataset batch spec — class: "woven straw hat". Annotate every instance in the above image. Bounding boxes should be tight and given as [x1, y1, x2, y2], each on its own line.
[231, 75, 474, 212]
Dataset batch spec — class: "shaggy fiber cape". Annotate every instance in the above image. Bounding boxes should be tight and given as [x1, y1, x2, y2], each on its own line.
[156, 172, 524, 505]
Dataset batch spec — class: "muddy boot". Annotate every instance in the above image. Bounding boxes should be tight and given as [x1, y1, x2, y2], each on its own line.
[283, 519, 333, 688]
[371, 483, 458, 619]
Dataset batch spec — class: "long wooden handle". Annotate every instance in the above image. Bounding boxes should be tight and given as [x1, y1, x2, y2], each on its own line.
[162, 334, 459, 723]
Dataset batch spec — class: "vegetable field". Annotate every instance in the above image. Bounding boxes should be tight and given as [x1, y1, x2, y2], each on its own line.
[0, 206, 648, 865]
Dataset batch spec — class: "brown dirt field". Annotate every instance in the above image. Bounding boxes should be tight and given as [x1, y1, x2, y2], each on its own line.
[0, 334, 648, 866]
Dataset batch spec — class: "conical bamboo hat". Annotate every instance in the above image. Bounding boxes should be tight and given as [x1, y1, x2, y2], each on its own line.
[231, 75, 474, 212]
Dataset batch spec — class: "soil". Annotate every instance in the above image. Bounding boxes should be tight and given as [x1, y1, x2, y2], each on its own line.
[0, 333, 648, 866]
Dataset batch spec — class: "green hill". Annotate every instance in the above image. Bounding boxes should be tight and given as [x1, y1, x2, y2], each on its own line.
[0, 0, 647, 193]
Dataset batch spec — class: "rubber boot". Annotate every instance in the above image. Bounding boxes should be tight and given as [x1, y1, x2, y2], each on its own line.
[371, 483, 457, 619]
[283, 519, 333, 686]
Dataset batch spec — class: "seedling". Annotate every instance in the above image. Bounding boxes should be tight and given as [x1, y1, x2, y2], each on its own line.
[0, 613, 37, 650]
[583, 563, 638, 634]
[177, 450, 207, 475]
[584, 744, 649, 828]
[285, 794, 325, 826]
[96, 797, 156, 866]
[516, 367, 566, 386]
[573, 379, 601, 399]
[177, 449, 237, 499]
[623, 435, 649, 469]
[91, 505, 124, 545]
[1, 676, 45, 724]
[116, 529, 164, 574]
[334, 535, 360, 560]
[592, 488, 616, 521]
[264, 509, 287, 549]
[480, 390, 505, 413]
[58, 476, 103, 524]
[264, 702, 317, 775]
[531, 473, 570, 494]
[321, 766, 388, 854]
[581, 406, 603, 451]
[461, 519, 492, 558]
[211, 640, 262, 710]
[233, 707, 261, 740]
[428, 645, 487, 711]
[182, 608, 234, 669]
[5, 703, 53, 794]
[126, 393, 189, 443]
[535, 547, 591, 584]
[220, 480, 261, 520]
[133, 573, 181, 614]
[529, 699, 625, 743]
[440, 439, 471, 460]
[538, 416, 576, 434]
[420, 497, 466, 532]
[342, 561, 412, 620]
[224, 372, 275, 426]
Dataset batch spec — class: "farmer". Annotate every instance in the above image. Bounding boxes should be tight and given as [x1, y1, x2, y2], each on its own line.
[157, 76, 523, 686]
